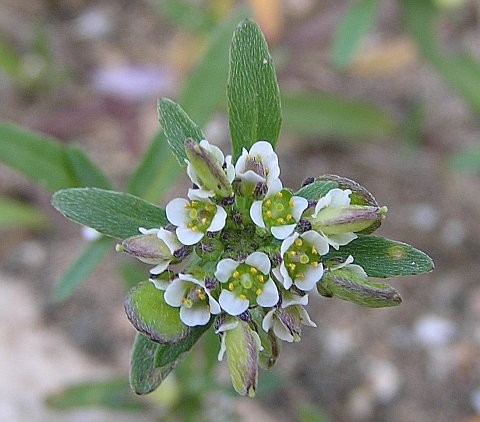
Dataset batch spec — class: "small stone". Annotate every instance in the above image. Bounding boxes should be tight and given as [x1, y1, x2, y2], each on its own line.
[413, 314, 456, 347]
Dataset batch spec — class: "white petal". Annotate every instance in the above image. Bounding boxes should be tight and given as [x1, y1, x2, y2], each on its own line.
[149, 278, 169, 290]
[325, 232, 357, 250]
[245, 251, 271, 274]
[272, 266, 284, 284]
[256, 278, 279, 307]
[180, 305, 211, 327]
[176, 226, 204, 246]
[208, 205, 227, 232]
[250, 201, 266, 228]
[225, 155, 235, 183]
[200, 140, 225, 164]
[347, 263, 368, 279]
[282, 292, 309, 308]
[139, 227, 159, 235]
[297, 306, 317, 327]
[301, 230, 330, 256]
[215, 258, 239, 283]
[279, 263, 293, 289]
[149, 260, 170, 275]
[266, 177, 283, 195]
[250, 140, 275, 157]
[329, 188, 352, 207]
[234, 150, 248, 175]
[206, 294, 221, 314]
[271, 224, 296, 240]
[218, 335, 227, 361]
[219, 290, 249, 316]
[291, 196, 309, 221]
[295, 264, 324, 292]
[273, 319, 294, 342]
[164, 279, 188, 307]
[241, 169, 265, 184]
[187, 188, 214, 201]
[262, 309, 275, 332]
[313, 195, 331, 217]
[157, 228, 182, 254]
[186, 162, 202, 187]
[280, 233, 298, 256]
[178, 273, 201, 284]
[166, 198, 190, 226]
[215, 318, 239, 334]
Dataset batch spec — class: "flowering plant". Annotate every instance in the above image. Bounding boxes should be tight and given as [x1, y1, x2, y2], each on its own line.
[52, 19, 433, 397]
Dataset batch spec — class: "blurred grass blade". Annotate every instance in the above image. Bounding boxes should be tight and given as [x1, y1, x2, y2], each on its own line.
[403, 0, 480, 115]
[53, 236, 112, 302]
[449, 147, 480, 172]
[66, 144, 112, 189]
[0, 196, 49, 230]
[227, 19, 282, 159]
[332, 0, 379, 68]
[126, 131, 179, 202]
[46, 378, 147, 411]
[157, 98, 205, 166]
[0, 40, 21, 78]
[0, 123, 76, 191]
[52, 188, 168, 239]
[180, 7, 250, 126]
[324, 234, 434, 278]
[282, 91, 398, 139]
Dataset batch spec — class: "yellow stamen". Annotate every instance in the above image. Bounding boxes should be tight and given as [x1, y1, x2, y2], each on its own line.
[288, 250, 296, 258]
[250, 267, 257, 274]
[257, 275, 264, 283]
[198, 293, 206, 300]
[311, 261, 319, 267]
[296, 272, 304, 279]
[228, 282, 234, 291]
[266, 210, 273, 218]
[239, 294, 247, 300]
[289, 199, 294, 207]
[191, 226, 199, 232]
[232, 271, 240, 279]
[200, 217, 207, 225]
[205, 204, 215, 212]
[276, 191, 283, 198]
[190, 201, 198, 207]
[256, 288, 262, 296]
[184, 203, 190, 208]
[295, 238, 303, 247]
[187, 222, 194, 228]
[265, 199, 272, 207]
[288, 263, 296, 271]
[286, 214, 293, 221]
[311, 246, 318, 255]
[276, 217, 284, 224]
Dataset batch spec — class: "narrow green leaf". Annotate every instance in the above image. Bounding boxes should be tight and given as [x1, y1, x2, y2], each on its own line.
[124, 281, 190, 344]
[45, 378, 146, 411]
[179, 7, 250, 126]
[51, 188, 168, 239]
[157, 98, 204, 166]
[65, 144, 112, 189]
[53, 237, 112, 302]
[0, 197, 49, 230]
[227, 19, 282, 159]
[0, 40, 21, 78]
[332, 0, 379, 68]
[281, 91, 398, 140]
[126, 131, 180, 202]
[324, 235, 434, 278]
[0, 123, 76, 191]
[295, 181, 339, 201]
[130, 333, 164, 395]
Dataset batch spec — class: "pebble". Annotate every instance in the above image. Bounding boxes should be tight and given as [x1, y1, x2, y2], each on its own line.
[413, 314, 456, 347]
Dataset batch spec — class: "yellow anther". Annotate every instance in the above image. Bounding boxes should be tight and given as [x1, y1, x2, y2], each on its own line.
[299, 254, 310, 264]
[266, 210, 273, 218]
[191, 226, 199, 232]
[257, 275, 264, 283]
[288, 263, 296, 271]
[239, 294, 247, 300]
[255, 288, 262, 296]
[311, 246, 318, 255]
[276, 191, 283, 198]
[187, 222, 194, 228]
[288, 250, 296, 258]
[296, 272, 304, 279]
[228, 283, 234, 291]
[205, 204, 215, 212]
[265, 199, 272, 207]
[289, 199, 294, 207]
[250, 267, 258, 274]
[200, 217, 207, 225]
[190, 201, 198, 207]
[311, 261, 319, 267]
[295, 238, 303, 247]
[286, 214, 293, 221]
[184, 203, 190, 208]
[198, 293, 206, 301]
[276, 217, 284, 224]
[232, 271, 240, 279]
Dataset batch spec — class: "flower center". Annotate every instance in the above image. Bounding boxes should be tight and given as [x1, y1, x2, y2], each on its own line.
[262, 190, 295, 227]
[182, 286, 208, 309]
[245, 155, 266, 178]
[184, 200, 216, 232]
[226, 263, 266, 302]
[283, 237, 321, 281]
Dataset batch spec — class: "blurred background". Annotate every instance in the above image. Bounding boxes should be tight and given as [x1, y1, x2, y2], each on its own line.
[1, 0, 480, 421]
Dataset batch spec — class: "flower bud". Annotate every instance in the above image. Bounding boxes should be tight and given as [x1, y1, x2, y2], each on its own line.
[184, 138, 232, 197]
[116, 233, 172, 264]
[318, 268, 402, 308]
[308, 205, 387, 235]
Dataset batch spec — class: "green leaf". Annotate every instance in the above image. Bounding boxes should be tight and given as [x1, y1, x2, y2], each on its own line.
[130, 333, 165, 395]
[157, 98, 204, 166]
[332, 0, 379, 68]
[281, 91, 398, 140]
[295, 181, 339, 200]
[126, 131, 180, 202]
[51, 188, 168, 239]
[227, 19, 282, 159]
[53, 237, 112, 302]
[124, 281, 190, 344]
[179, 7, 250, 126]
[45, 378, 146, 411]
[0, 123, 76, 191]
[0, 39, 21, 78]
[0, 197, 49, 230]
[324, 235, 434, 278]
[65, 144, 112, 189]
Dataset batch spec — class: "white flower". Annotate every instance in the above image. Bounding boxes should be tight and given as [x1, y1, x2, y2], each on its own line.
[262, 293, 316, 342]
[329, 255, 368, 279]
[310, 188, 357, 249]
[164, 273, 221, 327]
[274, 231, 329, 291]
[250, 189, 308, 239]
[235, 141, 282, 194]
[165, 190, 227, 246]
[215, 252, 279, 316]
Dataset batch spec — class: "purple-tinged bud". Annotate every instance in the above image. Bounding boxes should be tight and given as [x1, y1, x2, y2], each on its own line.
[116, 233, 171, 264]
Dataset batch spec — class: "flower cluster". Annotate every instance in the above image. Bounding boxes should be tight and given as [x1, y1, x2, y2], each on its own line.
[118, 139, 388, 396]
